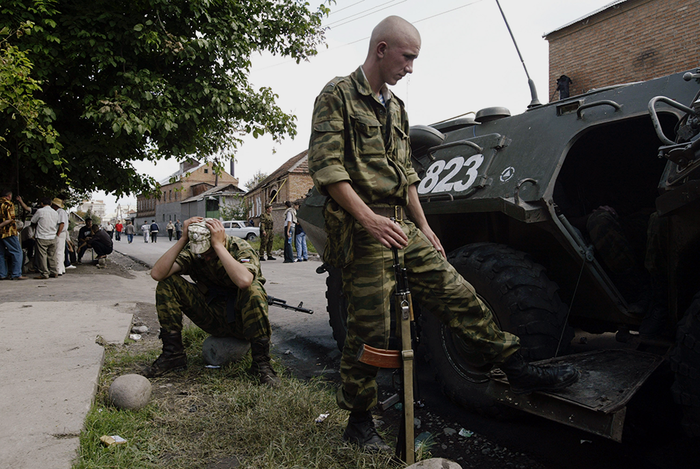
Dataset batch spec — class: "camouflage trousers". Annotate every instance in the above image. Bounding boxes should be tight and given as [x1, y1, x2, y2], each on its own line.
[259, 233, 273, 257]
[338, 219, 520, 412]
[155, 275, 271, 341]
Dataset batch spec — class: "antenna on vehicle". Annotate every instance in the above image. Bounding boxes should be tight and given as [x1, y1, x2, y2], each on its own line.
[495, 0, 541, 108]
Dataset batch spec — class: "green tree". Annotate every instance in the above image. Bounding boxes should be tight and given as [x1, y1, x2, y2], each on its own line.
[244, 170, 269, 191]
[1, 0, 328, 200]
[0, 14, 64, 192]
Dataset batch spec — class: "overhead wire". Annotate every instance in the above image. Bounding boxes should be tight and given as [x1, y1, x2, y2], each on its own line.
[254, 0, 487, 72]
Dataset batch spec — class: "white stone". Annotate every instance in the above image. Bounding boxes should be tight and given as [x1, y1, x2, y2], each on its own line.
[201, 336, 250, 366]
[109, 374, 152, 411]
[131, 325, 149, 334]
[405, 458, 462, 469]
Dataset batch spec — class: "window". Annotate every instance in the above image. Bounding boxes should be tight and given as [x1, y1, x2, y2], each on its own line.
[204, 169, 209, 174]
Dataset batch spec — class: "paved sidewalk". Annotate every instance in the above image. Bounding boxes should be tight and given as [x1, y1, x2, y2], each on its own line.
[0, 266, 155, 469]
[0, 237, 330, 469]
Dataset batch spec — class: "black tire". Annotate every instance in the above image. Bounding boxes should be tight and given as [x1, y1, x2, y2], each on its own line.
[421, 242, 575, 417]
[326, 266, 348, 351]
[670, 291, 700, 438]
[246, 233, 258, 242]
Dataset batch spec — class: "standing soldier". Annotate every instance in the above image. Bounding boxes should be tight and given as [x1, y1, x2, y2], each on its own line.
[308, 15, 579, 452]
[258, 204, 275, 261]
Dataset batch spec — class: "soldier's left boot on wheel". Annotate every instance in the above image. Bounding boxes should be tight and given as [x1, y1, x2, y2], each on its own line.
[143, 328, 187, 378]
[249, 337, 280, 387]
[500, 352, 580, 394]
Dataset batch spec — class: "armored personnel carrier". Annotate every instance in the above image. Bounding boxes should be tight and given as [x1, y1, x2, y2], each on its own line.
[298, 68, 700, 441]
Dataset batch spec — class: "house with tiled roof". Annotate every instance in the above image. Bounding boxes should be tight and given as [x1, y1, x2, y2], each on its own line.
[135, 159, 241, 233]
[244, 150, 313, 233]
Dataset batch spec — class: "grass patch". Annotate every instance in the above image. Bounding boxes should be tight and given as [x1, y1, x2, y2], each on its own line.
[73, 326, 402, 469]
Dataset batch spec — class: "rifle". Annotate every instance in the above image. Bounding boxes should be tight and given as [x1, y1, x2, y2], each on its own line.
[267, 295, 313, 314]
[355, 246, 415, 464]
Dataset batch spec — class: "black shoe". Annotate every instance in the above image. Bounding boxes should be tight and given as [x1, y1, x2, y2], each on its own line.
[260, 257, 266, 261]
[501, 352, 579, 395]
[343, 411, 391, 453]
[142, 329, 187, 378]
[267, 256, 276, 260]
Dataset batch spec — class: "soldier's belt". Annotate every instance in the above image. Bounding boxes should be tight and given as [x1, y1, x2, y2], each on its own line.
[368, 205, 404, 221]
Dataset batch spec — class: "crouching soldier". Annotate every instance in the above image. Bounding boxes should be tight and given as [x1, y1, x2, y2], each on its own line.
[144, 217, 280, 386]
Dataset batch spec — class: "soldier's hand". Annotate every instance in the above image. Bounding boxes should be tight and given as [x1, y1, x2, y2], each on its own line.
[363, 214, 408, 249]
[206, 218, 226, 248]
[421, 226, 446, 258]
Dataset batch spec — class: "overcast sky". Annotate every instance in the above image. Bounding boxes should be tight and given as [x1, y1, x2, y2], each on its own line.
[97, 0, 616, 214]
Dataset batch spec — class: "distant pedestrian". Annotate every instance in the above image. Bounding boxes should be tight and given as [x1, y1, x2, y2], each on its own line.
[115, 221, 123, 241]
[105, 221, 114, 239]
[294, 204, 308, 262]
[175, 219, 182, 240]
[0, 188, 27, 280]
[30, 197, 59, 279]
[125, 221, 135, 243]
[150, 220, 159, 243]
[141, 221, 150, 243]
[166, 220, 174, 241]
[283, 201, 296, 263]
[258, 204, 275, 261]
[51, 198, 68, 276]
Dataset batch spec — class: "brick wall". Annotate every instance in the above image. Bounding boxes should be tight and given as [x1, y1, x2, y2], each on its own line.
[547, 0, 700, 99]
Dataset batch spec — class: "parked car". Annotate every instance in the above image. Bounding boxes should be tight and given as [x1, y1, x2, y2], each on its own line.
[222, 220, 259, 241]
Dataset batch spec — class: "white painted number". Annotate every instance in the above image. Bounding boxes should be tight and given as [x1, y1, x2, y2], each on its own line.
[417, 155, 485, 195]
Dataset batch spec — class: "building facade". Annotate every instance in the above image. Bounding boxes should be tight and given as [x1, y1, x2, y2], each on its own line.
[135, 160, 241, 233]
[545, 0, 700, 99]
[244, 150, 314, 234]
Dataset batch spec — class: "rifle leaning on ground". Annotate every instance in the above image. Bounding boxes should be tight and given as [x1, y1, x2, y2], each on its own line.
[267, 295, 313, 314]
[356, 246, 416, 464]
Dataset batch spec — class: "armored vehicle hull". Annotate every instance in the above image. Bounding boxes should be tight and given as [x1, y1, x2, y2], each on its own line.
[298, 69, 700, 440]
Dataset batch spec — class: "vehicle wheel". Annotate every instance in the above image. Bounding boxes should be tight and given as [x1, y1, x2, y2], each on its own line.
[421, 242, 574, 417]
[246, 233, 258, 242]
[326, 266, 348, 351]
[670, 291, 700, 437]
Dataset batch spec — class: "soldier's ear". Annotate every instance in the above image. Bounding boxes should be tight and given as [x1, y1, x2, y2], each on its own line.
[376, 41, 388, 59]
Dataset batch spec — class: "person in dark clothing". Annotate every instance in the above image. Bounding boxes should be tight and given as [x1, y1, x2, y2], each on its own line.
[87, 225, 113, 259]
[77, 218, 93, 264]
[150, 220, 160, 243]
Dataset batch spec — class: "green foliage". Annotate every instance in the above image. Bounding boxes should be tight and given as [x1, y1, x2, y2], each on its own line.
[0, 15, 64, 184]
[219, 194, 249, 221]
[244, 170, 269, 191]
[1, 0, 328, 201]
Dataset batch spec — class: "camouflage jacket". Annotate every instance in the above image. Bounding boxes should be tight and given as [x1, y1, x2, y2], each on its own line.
[260, 212, 273, 233]
[176, 236, 265, 290]
[308, 66, 420, 205]
[307, 67, 420, 267]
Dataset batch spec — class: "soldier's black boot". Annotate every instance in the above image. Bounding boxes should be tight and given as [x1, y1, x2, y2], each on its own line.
[501, 352, 580, 395]
[249, 337, 281, 387]
[343, 410, 391, 453]
[142, 328, 187, 378]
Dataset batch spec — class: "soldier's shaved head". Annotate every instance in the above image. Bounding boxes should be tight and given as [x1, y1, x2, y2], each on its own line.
[367, 16, 420, 57]
[363, 16, 421, 93]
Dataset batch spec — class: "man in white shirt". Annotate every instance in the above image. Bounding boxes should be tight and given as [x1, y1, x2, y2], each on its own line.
[31, 198, 59, 279]
[141, 221, 150, 243]
[51, 198, 68, 275]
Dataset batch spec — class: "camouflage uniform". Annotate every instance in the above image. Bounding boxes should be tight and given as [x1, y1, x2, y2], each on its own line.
[259, 211, 274, 258]
[156, 236, 271, 341]
[309, 67, 520, 412]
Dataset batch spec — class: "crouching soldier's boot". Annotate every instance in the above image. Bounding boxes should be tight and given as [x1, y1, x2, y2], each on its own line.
[342, 410, 391, 453]
[142, 328, 187, 378]
[249, 337, 280, 387]
[500, 352, 580, 394]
